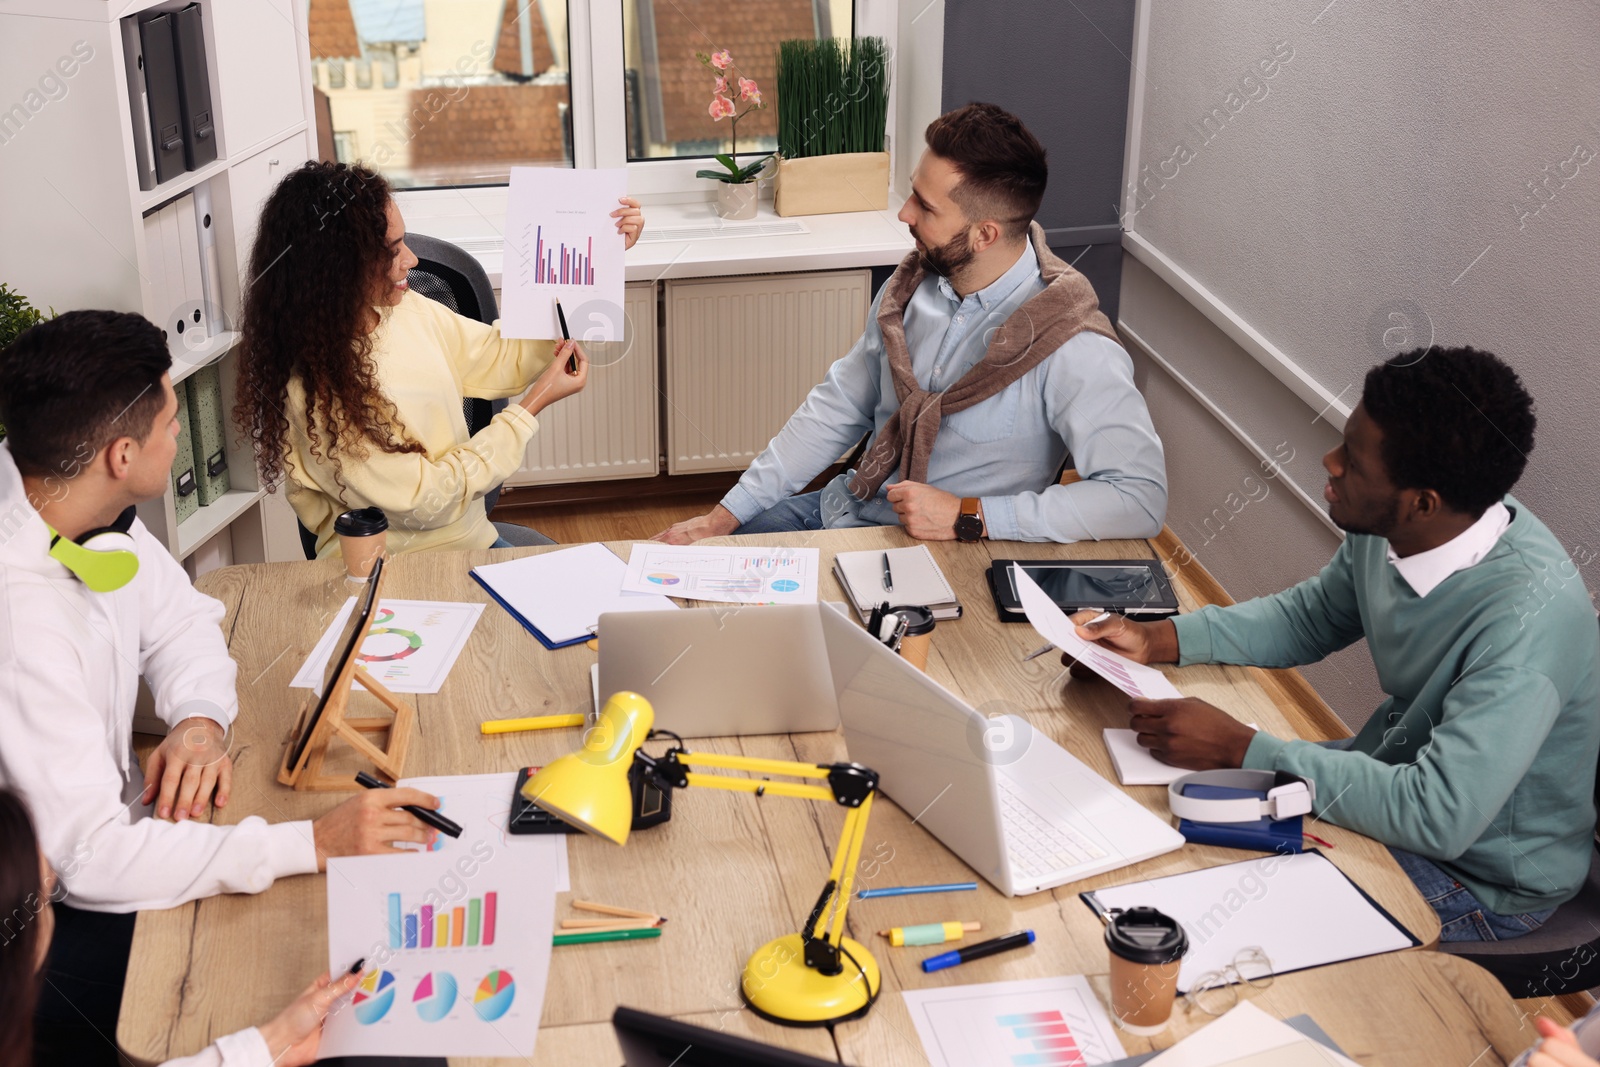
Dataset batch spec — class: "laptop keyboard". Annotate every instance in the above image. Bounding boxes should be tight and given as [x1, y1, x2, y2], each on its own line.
[998, 779, 1108, 880]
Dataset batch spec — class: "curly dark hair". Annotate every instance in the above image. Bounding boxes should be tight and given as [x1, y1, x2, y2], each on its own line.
[233, 161, 423, 490]
[1362, 346, 1535, 516]
[0, 790, 45, 1067]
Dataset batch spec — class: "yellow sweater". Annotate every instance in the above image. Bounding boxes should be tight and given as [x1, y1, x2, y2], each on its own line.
[283, 291, 557, 558]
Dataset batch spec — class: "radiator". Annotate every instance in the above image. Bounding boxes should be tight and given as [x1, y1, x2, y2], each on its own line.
[664, 269, 871, 474]
[504, 281, 660, 486]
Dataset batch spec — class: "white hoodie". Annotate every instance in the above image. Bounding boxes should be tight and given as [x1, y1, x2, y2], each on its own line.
[0, 443, 318, 912]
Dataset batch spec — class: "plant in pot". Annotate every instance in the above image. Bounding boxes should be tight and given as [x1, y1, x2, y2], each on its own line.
[0, 284, 51, 441]
[774, 36, 890, 217]
[694, 49, 772, 220]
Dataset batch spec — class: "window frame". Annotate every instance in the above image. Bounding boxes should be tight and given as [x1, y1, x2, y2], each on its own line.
[396, 0, 903, 203]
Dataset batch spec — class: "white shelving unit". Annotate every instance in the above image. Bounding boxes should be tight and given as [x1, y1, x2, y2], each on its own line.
[0, 0, 313, 570]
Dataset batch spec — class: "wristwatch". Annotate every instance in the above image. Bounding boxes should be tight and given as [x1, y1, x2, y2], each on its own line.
[955, 498, 985, 542]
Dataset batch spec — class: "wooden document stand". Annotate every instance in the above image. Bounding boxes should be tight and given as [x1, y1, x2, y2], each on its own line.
[278, 564, 418, 791]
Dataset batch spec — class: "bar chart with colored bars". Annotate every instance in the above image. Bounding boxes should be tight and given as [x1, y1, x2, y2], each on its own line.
[533, 227, 596, 286]
[996, 1010, 1087, 1067]
[387, 892, 498, 950]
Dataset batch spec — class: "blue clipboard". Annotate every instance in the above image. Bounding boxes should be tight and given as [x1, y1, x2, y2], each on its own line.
[469, 570, 592, 650]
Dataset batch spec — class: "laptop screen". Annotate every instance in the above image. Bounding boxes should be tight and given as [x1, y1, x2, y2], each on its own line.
[613, 1006, 842, 1066]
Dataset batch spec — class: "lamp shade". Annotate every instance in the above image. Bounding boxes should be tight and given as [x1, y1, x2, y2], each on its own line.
[520, 691, 654, 845]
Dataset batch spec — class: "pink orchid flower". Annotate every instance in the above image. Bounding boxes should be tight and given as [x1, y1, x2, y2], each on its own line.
[710, 49, 732, 70]
[738, 77, 762, 104]
[708, 94, 736, 120]
[713, 75, 729, 95]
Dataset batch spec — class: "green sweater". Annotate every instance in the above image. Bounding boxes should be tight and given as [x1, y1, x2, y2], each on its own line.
[1172, 496, 1599, 914]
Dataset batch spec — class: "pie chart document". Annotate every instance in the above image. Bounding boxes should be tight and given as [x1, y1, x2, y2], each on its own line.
[321, 804, 557, 1057]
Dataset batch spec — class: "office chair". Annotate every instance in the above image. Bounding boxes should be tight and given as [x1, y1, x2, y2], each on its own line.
[1438, 620, 1600, 999]
[297, 232, 539, 559]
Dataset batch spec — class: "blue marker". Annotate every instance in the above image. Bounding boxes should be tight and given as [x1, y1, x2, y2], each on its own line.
[858, 881, 978, 900]
[921, 930, 1035, 973]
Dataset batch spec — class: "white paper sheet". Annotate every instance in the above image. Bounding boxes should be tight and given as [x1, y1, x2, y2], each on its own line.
[321, 771, 560, 1058]
[1015, 567, 1184, 700]
[1103, 725, 1257, 786]
[620, 543, 820, 604]
[904, 975, 1126, 1066]
[1085, 852, 1415, 993]
[500, 167, 628, 340]
[395, 772, 569, 893]
[473, 542, 676, 646]
[1145, 1002, 1360, 1067]
[291, 599, 485, 694]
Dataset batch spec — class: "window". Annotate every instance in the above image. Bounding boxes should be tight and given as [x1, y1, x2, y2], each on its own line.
[308, 0, 574, 190]
[621, 0, 852, 162]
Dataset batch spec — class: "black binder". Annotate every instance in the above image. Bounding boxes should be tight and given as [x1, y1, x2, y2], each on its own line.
[172, 4, 218, 170]
[138, 12, 186, 184]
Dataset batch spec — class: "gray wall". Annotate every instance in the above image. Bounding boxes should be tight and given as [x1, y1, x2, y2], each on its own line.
[942, 0, 1133, 318]
[1120, 0, 1600, 728]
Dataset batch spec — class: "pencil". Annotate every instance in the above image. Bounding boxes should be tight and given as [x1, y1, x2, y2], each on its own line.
[554, 927, 663, 946]
[572, 899, 656, 919]
[480, 713, 586, 735]
[560, 918, 663, 931]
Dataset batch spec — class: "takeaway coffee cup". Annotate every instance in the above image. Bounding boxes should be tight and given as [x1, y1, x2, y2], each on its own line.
[1105, 907, 1189, 1035]
[333, 507, 388, 579]
[887, 605, 936, 672]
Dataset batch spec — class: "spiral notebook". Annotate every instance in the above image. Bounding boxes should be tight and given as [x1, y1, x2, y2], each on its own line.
[832, 545, 962, 622]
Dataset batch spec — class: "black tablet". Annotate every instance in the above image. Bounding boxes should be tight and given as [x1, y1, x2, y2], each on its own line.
[987, 558, 1179, 623]
[285, 556, 386, 774]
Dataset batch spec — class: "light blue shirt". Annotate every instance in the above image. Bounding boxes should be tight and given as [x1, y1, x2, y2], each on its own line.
[720, 244, 1168, 542]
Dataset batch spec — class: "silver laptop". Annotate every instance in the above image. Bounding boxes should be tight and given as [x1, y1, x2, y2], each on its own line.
[818, 602, 1184, 897]
[597, 605, 841, 737]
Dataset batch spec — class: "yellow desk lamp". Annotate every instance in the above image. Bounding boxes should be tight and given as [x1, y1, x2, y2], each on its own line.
[522, 691, 882, 1027]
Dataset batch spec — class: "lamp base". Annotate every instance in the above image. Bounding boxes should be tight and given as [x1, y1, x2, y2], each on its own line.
[740, 934, 880, 1027]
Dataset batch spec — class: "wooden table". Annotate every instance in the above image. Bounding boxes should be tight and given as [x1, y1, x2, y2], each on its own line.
[120, 528, 1531, 1066]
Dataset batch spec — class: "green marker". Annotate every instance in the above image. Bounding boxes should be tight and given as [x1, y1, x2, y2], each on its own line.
[554, 927, 663, 946]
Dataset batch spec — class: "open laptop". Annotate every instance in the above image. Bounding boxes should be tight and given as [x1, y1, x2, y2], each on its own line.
[598, 605, 841, 737]
[818, 602, 1184, 897]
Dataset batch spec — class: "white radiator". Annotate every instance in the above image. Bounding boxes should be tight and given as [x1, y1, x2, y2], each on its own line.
[504, 281, 660, 486]
[664, 270, 871, 474]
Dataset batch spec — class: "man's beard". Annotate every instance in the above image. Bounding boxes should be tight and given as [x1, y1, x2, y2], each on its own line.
[1331, 494, 1401, 539]
[915, 227, 976, 279]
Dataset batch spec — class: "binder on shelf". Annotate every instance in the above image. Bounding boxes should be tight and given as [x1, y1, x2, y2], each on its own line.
[142, 194, 208, 363]
[138, 13, 186, 185]
[171, 379, 199, 523]
[191, 183, 225, 336]
[120, 17, 157, 191]
[172, 4, 218, 171]
[186, 362, 230, 506]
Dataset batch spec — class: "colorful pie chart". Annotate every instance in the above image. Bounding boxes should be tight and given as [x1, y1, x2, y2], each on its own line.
[412, 971, 457, 1022]
[353, 969, 395, 1025]
[646, 573, 680, 585]
[769, 579, 800, 593]
[473, 969, 516, 1021]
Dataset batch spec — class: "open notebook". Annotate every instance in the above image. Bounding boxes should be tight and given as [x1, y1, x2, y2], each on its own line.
[832, 544, 962, 622]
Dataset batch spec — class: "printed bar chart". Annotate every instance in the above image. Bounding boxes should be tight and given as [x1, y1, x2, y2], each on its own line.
[388, 892, 498, 950]
[995, 1011, 1086, 1066]
[533, 227, 596, 286]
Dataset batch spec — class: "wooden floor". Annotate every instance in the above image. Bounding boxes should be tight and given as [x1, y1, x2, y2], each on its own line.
[492, 489, 727, 544]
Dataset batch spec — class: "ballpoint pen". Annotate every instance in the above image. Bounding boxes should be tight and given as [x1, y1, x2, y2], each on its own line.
[881, 551, 894, 592]
[354, 771, 462, 838]
[555, 298, 577, 373]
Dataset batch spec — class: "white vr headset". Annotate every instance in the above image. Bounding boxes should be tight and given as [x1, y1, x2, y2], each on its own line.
[1167, 769, 1316, 823]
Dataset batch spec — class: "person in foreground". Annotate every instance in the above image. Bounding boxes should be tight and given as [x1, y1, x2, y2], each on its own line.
[1074, 346, 1599, 942]
[655, 102, 1165, 545]
[0, 789, 362, 1067]
[0, 312, 444, 1064]
[235, 161, 642, 557]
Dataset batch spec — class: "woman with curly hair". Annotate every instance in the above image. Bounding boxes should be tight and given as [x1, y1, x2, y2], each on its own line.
[234, 161, 644, 557]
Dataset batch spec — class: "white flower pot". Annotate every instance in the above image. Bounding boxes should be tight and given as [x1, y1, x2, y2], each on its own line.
[715, 181, 759, 220]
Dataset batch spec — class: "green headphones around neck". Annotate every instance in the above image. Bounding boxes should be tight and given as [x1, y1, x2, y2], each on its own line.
[47, 506, 140, 593]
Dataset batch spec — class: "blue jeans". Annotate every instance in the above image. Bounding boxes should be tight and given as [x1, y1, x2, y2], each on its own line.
[1389, 846, 1555, 942]
[734, 491, 827, 535]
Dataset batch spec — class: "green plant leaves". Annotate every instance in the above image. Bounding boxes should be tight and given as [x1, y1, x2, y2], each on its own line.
[775, 36, 890, 160]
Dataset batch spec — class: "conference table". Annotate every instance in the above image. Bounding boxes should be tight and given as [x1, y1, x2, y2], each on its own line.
[119, 527, 1538, 1066]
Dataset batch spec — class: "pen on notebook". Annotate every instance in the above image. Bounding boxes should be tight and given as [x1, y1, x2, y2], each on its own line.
[480, 713, 587, 735]
[858, 881, 977, 900]
[881, 551, 894, 592]
[921, 930, 1035, 973]
[353, 772, 462, 838]
[555, 298, 577, 373]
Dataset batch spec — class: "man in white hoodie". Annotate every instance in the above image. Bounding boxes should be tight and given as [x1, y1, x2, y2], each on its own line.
[0, 311, 441, 1065]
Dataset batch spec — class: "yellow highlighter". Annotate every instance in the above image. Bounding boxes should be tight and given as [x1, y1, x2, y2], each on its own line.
[480, 713, 587, 735]
[880, 921, 981, 947]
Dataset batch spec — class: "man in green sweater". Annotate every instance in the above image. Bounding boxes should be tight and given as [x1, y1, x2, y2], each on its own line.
[1077, 347, 1599, 941]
